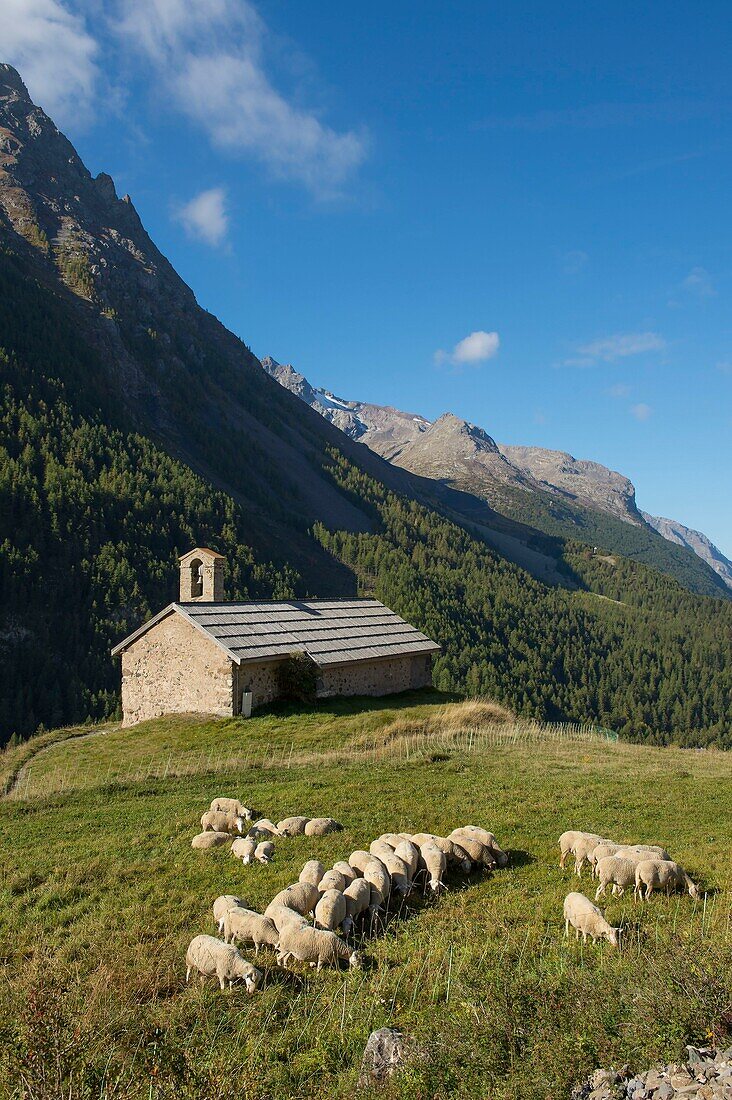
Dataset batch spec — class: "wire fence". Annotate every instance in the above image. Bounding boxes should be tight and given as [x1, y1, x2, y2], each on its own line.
[8, 719, 615, 803]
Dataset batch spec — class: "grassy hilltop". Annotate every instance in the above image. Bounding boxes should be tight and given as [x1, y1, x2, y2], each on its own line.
[1, 694, 731, 1100]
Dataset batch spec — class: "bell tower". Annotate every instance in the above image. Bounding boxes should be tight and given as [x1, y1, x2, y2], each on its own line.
[179, 548, 226, 602]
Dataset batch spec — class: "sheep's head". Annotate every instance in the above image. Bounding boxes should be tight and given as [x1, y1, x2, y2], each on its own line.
[341, 916, 354, 936]
[688, 882, 701, 899]
[349, 951, 364, 970]
[234, 816, 244, 833]
[604, 926, 620, 948]
[238, 963, 262, 993]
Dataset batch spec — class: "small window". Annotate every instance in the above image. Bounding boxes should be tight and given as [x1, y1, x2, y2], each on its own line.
[190, 557, 204, 598]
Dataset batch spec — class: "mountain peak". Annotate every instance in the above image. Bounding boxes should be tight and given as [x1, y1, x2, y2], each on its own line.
[0, 64, 30, 99]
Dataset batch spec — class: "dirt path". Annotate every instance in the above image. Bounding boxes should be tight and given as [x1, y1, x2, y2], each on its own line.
[3, 724, 116, 800]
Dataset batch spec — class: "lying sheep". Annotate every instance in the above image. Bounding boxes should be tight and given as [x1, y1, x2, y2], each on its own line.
[315, 889, 349, 934]
[634, 859, 700, 900]
[299, 860, 326, 887]
[231, 837, 257, 864]
[349, 850, 374, 876]
[255, 841, 275, 864]
[266, 882, 320, 918]
[250, 818, 283, 838]
[594, 856, 640, 899]
[363, 858, 391, 902]
[318, 869, 347, 894]
[332, 860, 358, 886]
[558, 830, 602, 869]
[304, 817, 343, 837]
[266, 904, 310, 934]
[394, 840, 420, 881]
[191, 831, 231, 850]
[563, 892, 619, 947]
[201, 810, 244, 835]
[210, 797, 253, 820]
[277, 816, 310, 837]
[222, 908, 280, 954]
[276, 925, 362, 971]
[419, 841, 447, 894]
[213, 894, 247, 931]
[185, 934, 262, 992]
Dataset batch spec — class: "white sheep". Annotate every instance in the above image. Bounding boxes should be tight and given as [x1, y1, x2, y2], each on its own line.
[449, 826, 509, 867]
[369, 839, 397, 863]
[594, 856, 640, 899]
[363, 858, 391, 902]
[394, 839, 420, 881]
[563, 892, 619, 947]
[299, 860, 326, 887]
[213, 894, 247, 931]
[376, 833, 404, 849]
[276, 925, 362, 971]
[318, 869, 347, 894]
[265, 882, 320, 918]
[332, 860, 358, 886]
[210, 797, 253, 820]
[254, 841, 275, 864]
[191, 831, 231, 850]
[314, 889, 349, 934]
[383, 852, 411, 896]
[411, 833, 472, 873]
[304, 817, 343, 837]
[200, 810, 244, 835]
[222, 908, 280, 954]
[348, 850, 374, 876]
[573, 835, 613, 876]
[558, 830, 602, 869]
[449, 834, 495, 870]
[419, 841, 447, 894]
[616, 844, 671, 861]
[185, 934, 262, 992]
[634, 859, 700, 900]
[266, 904, 310, 934]
[343, 878, 372, 924]
[277, 816, 310, 837]
[250, 818, 283, 838]
[230, 837, 257, 864]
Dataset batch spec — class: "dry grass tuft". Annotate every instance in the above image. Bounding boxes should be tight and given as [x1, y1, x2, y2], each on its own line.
[433, 697, 514, 733]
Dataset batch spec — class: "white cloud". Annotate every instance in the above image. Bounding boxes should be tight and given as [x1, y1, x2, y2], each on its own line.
[115, 0, 367, 197]
[175, 187, 229, 247]
[435, 330, 500, 367]
[682, 266, 715, 297]
[569, 331, 666, 365]
[0, 0, 99, 127]
[630, 402, 652, 421]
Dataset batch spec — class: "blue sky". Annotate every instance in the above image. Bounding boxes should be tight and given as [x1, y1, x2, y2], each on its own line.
[3, 1, 731, 555]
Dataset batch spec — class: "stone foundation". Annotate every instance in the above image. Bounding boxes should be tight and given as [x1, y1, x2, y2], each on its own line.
[317, 653, 433, 699]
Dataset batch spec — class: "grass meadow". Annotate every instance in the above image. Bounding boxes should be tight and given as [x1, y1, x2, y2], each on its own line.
[0, 693, 731, 1099]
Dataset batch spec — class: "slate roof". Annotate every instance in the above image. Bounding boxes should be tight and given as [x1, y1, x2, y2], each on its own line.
[111, 598, 440, 668]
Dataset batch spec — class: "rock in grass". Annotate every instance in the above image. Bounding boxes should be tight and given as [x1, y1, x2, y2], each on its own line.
[357, 1028, 408, 1088]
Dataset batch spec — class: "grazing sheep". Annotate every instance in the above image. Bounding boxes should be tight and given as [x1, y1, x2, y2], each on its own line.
[343, 878, 372, 923]
[449, 827, 509, 868]
[419, 841, 447, 894]
[185, 935, 262, 992]
[251, 818, 283, 838]
[384, 852, 411, 896]
[231, 837, 257, 864]
[201, 810, 244, 835]
[304, 817, 343, 837]
[266, 882, 320, 918]
[348, 850, 374, 876]
[594, 856, 640, 899]
[266, 905, 310, 933]
[299, 860, 326, 887]
[210, 797, 253, 820]
[634, 859, 700, 900]
[276, 925, 362, 971]
[254, 841, 275, 864]
[411, 833, 472, 873]
[277, 816, 310, 837]
[367, 883, 385, 916]
[563, 893, 619, 947]
[450, 835, 495, 870]
[318, 869, 347, 894]
[191, 831, 230, 850]
[222, 908, 280, 954]
[332, 860, 358, 886]
[573, 835, 612, 877]
[376, 833, 404, 849]
[394, 840, 420, 881]
[558, 831, 602, 869]
[363, 858, 391, 902]
[616, 844, 671, 862]
[369, 839, 397, 863]
[315, 889, 349, 934]
[213, 894, 247, 930]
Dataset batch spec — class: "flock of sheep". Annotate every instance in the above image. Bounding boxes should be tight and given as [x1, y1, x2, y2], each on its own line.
[185, 795, 509, 992]
[560, 829, 701, 948]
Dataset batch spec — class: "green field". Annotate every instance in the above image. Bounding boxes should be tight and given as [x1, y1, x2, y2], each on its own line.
[1, 695, 730, 1099]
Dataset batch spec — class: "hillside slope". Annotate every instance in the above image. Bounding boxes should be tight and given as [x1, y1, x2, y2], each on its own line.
[263, 357, 728, 598]
[0, 701, 731, 1099]
[642, 511, 732, 591]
